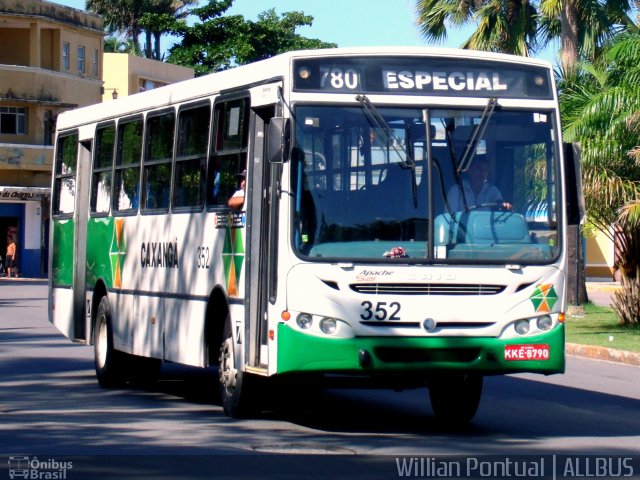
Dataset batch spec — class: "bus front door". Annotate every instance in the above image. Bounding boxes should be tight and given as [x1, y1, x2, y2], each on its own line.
[245, 101, 279, 370]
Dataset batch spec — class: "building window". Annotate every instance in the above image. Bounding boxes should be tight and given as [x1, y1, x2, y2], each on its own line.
[63, 42, 70, 70]
[0, 107, 27, 135]
[77, 46, 85, 74]
[92, 49, 99, 76]
[138, 78, 167, 93]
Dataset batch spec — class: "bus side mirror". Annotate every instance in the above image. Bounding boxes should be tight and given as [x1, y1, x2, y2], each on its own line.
[267, 117, 290, 164]
[563, 142, 585, 226]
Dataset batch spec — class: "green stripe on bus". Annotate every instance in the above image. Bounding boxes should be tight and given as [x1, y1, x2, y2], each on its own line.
[51, 219, 74, 286]
[86, 217, 115, 289]
[276, 323, 565, 374]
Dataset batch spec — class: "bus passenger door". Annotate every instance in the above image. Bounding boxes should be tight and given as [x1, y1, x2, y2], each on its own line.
[245, 84, 281, 369]
[50, 133, 92, 343]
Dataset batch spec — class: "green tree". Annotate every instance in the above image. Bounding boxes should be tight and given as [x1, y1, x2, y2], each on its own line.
[87, 0, 198, 60]
[140, 0, 199, 60]
[560, 33, 640, 322]
[86, 0, 149, 54]
[104, 35, 141, 55]
[415, 0, 635, 70]
[165, 0, 336, 76]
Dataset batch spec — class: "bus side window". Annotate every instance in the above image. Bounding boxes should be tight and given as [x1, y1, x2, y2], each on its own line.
[114, 117, 143, 213]
[207, 97, 250, 208]
[53, 132, 79, 215]
[91, 123, 115, 215]
[143, 110, 174, 212]
[173, 103, 210, 210]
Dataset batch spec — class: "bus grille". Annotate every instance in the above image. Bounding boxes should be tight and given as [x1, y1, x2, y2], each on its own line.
[350, 283, 505, 295]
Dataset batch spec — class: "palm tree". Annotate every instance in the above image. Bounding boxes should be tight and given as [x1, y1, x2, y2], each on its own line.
[415, 0, 538, 56]
[560, 33, 640, 323]
[142, 0, 199, 60]
[415, 0, 636, 70]
[86, 0, 149, 55]
[87, 0, 197, 60]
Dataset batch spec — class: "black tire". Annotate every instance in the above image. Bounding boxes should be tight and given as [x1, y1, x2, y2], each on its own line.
[428, 374, 483, 427]
[94, 295, 127, 388]
[218, 314, 259, 417]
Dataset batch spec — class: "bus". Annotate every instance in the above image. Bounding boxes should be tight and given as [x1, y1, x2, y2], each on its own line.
[49, 47, 583, 426]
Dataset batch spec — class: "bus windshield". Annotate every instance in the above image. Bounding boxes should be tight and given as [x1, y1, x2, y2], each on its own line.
[292, 104, 560, 263]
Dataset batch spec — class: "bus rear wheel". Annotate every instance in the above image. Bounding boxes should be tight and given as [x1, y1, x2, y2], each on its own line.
[94, 296, 161, 387]
[218, 315, 258, 417]
[94, 296, 126, 388]
[428, 374, 483, 427]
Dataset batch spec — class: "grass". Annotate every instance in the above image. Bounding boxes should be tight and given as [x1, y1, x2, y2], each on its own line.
[566, 303, 640, 353]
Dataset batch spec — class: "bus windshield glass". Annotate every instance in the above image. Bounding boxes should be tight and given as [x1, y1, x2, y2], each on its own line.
[292, 104, 560, 263]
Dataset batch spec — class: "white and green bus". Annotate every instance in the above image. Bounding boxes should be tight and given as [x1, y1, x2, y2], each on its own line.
[50, 47, 582, 425]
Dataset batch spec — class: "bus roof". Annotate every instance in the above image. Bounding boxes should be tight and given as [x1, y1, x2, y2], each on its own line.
[55, 47, 553, 131]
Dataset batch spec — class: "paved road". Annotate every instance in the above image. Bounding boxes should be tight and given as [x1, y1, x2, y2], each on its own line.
[1, 281, 639, 479]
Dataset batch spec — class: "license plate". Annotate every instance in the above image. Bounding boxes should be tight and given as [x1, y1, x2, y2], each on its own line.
[504, 344, 550, 361]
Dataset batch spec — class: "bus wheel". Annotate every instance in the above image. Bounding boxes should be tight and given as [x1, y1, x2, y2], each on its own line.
[218, 315, 256, 417]
[94, 296, 126, 388]
[428, 374, 483, 427]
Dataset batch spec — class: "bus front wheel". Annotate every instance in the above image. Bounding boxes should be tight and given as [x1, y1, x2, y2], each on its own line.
[218, 315, 258, 417]
[94, 296, 126, 388]
[428, 374, 483, 427]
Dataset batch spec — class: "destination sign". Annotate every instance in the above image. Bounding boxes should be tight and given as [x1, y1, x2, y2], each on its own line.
[293, 56, 553, 99]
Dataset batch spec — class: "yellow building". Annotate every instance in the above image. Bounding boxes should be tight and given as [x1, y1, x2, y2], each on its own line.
[0, 0, 103, 277]
[585, 230, 617, 279]
[102, 52, 194, 102]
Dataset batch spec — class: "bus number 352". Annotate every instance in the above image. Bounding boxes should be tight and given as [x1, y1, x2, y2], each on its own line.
[196, 246, 210, 269]
[360, 301, 401, 321]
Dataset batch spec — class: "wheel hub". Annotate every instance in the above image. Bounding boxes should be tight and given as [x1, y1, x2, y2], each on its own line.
[219, 337, 237, 389]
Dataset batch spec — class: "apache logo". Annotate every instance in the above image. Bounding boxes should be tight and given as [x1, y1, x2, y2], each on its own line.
[109, 218, 126, 288]
[529, 284, 558, 313]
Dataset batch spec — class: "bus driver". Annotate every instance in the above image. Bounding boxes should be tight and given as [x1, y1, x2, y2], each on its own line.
[446, 158, 512, 211]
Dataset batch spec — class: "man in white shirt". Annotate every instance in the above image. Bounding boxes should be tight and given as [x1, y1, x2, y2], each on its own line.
[228, 169, 246, 209]
[446, 158, 511, 211]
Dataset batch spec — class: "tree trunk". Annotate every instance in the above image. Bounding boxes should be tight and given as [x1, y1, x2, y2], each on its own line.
[567, 224, 589, 305]
[154, 32, 161, 60]
[561, 0, 580, 72]
[145, 31, 153, 58]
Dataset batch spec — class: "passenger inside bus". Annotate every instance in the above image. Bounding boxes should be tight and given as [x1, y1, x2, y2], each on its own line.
[228, 169, 246, 209]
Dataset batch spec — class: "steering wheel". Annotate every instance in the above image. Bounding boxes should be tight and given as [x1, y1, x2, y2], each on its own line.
[468, 202, 512, 211]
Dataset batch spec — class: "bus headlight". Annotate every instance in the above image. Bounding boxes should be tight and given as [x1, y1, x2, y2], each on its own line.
[536, 315, 553, 331]
[514, 319, 530, 335]
[320, 317, 337, 335]
[296, 313, 313, 329]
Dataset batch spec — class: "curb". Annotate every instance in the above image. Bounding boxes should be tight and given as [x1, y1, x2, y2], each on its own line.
[566, 343, 640, 367]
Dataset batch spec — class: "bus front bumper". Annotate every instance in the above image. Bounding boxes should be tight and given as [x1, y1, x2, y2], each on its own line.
[276, 323, 565, 376]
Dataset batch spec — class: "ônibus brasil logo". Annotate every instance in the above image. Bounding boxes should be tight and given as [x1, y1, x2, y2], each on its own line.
[8, 456, 73, 479]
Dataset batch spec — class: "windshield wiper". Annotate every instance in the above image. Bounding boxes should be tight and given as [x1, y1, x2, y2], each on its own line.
[456, 97, 498, 175]
[356, 94, 418, 206]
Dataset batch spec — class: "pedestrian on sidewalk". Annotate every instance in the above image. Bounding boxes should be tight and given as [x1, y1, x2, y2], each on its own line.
[6, 236, 17, 278]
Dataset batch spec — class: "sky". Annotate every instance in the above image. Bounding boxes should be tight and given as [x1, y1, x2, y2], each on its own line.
[52, 0, 559, 64]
